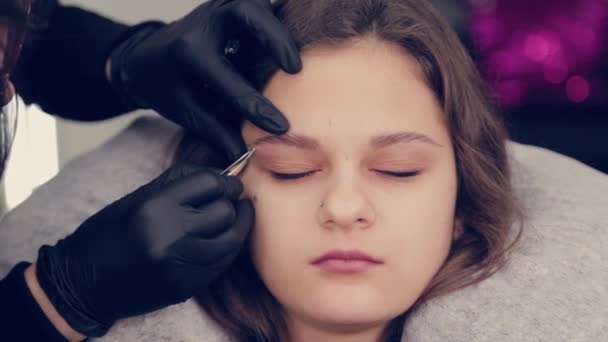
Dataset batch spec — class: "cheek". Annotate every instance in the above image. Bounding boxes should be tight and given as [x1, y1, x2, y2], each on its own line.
[379, 162, 457, 295]
[385, 172, 457, 244]
[386, 192, 455, 273]
[242, 176, 316, 281]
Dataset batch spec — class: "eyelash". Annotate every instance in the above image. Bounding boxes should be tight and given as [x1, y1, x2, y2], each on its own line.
[271, 171, 317, 180]
[375, 170, 420, 178]
[269, 170, 420, 180]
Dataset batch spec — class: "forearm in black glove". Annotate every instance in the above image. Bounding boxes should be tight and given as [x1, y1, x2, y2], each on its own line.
[34, 163, 254, 337]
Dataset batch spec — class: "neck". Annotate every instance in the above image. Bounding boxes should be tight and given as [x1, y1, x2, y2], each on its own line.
[287, 314, 388, 342]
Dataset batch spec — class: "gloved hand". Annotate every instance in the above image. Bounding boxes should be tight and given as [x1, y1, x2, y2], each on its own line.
[108, 0, 302, 161]
[34, 163, 254, 337]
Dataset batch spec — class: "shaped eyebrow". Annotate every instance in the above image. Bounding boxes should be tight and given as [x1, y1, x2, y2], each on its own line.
[251, 133, 320, 150]
[250, 131, 442, 150]
[369, 132, 442, 149]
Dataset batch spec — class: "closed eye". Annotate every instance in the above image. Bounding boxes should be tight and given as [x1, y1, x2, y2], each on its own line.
[270, 170, 419, 180]
[373, 170, 420, 178]
[270, 170, 317, 180]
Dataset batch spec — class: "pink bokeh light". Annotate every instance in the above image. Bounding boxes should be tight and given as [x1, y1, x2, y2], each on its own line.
[566, 76, 591, 103]
[524, 31, 560, 62]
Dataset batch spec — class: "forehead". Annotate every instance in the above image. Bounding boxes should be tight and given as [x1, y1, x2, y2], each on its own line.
[257, 38, 448, 144]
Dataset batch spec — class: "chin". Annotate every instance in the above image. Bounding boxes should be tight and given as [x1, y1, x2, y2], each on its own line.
[313, 310, 389, 327]
[294, 289, 405, 327]
[292, 304, 399, 336]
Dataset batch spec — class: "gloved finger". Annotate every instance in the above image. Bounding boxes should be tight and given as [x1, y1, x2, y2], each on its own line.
[173, 200, 254, 264]
[171, 237, 238, 266]
[132, 162, 218, 205]
[185, 198, 237, 238]
[170, 86, 246, 160]
[203, 198, 254, 249]
[191, 52, 289, 135]
[170, 29, 289, 134]
[228, 0, 302, 74]
[158, 169, 244, 206]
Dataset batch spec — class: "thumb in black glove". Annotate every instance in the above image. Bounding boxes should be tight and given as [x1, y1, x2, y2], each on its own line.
[35, 162, 254, 337]
[109, 0, 302, 161]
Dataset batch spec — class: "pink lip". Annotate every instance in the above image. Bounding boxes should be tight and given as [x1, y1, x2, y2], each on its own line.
[311, 250, 384, 273]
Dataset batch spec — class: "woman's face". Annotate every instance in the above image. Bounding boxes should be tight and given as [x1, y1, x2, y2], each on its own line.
[241, 38, 458, 336]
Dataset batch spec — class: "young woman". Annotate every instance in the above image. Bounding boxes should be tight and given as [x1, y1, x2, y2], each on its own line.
[172, 0, 522, 340]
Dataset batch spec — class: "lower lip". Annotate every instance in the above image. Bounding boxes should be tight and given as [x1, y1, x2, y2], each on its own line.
[313, 259, 381, 273]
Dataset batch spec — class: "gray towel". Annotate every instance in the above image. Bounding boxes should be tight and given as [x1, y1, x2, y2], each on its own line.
[1, 116, 606, 341]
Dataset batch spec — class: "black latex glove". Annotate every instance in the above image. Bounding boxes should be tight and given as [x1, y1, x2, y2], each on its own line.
[35, 163, 254, 337]
[109, 0, 302, 161]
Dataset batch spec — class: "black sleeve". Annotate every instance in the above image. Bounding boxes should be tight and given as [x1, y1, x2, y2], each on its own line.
[11, 0, 137, 120]
[0, 262, 68, 341]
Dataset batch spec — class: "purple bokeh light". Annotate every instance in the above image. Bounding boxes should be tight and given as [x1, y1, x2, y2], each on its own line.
[566, 76, 591, 103]
[470, 0, 608, 107]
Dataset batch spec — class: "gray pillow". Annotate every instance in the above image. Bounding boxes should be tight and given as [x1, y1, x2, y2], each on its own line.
[1, 117, 606, 341]
[404, 140, 608, 341]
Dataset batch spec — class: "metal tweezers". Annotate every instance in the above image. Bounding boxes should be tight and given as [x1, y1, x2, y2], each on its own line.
[220, 148, 256, 176]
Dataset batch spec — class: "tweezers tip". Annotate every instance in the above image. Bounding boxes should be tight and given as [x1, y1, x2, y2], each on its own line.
[223, 148, 256, 176]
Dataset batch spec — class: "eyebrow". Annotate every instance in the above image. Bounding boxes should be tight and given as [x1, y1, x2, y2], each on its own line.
[250, 131, 442, 150]
[370, 132, 443, 149]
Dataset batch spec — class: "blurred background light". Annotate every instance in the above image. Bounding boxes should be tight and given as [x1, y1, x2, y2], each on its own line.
[470, 0, 607, 107]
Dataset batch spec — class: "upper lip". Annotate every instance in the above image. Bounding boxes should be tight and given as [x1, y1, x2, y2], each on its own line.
[311, 250, 384, 265]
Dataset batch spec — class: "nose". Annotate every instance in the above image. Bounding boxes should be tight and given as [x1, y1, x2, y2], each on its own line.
[318, 176, 375, 231]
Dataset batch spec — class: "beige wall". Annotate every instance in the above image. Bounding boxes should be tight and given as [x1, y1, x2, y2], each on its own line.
[55, 0, 206, 167]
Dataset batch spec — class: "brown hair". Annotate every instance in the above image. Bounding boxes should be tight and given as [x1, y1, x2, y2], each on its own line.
[174, 0, 522, 340]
